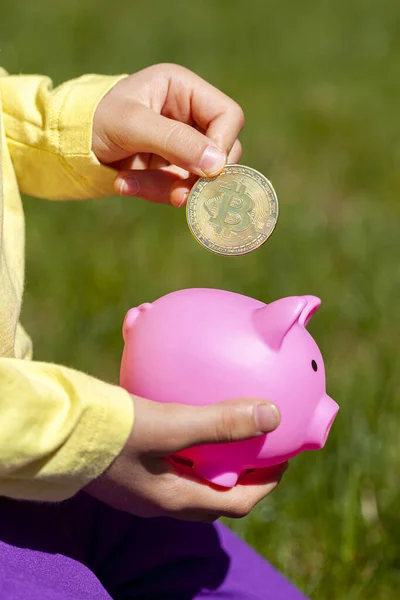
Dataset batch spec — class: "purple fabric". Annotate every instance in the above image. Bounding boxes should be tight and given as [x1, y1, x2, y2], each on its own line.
[0, 492, 308, 599]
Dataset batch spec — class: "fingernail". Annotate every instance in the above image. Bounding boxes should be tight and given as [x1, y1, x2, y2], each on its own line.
[200, 146, 226, 176]
[117, 176, 139, 196]
[177, 192, 189, 208]
[255, 403, 280, 434]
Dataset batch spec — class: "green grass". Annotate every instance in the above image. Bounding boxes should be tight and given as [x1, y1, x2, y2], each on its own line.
[1, 0, 400, 597]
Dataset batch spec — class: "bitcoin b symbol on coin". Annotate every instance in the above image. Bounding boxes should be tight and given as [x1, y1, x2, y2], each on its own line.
[205, 181, 254, 237]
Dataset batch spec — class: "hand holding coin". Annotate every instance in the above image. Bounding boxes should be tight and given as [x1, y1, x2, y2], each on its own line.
[186, 165, 279, 256]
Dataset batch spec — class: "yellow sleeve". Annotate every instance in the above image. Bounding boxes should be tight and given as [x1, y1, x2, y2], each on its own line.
[0, 68, 127, 200]
[0, 357, 134, 501]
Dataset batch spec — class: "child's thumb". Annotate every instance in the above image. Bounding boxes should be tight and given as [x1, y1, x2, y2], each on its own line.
[116, 105, 227, 178]
[131, 397, 280, 455]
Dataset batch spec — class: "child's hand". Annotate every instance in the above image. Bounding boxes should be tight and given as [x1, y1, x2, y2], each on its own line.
[85, 395, 287, 522]
[92, 64, 244, 207]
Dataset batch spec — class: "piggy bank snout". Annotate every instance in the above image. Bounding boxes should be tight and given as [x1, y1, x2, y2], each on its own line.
[303, 394, 339, 451]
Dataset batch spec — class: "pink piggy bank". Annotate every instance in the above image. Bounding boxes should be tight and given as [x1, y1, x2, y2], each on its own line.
[120, 288, 339, 488]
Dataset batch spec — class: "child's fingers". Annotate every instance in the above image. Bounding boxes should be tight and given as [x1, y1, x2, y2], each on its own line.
[115, 169, 182, 204]
[114, 137, 242, 206]
[203, 108, 244, 159]
[111, 153, 189, 179]
[160, 463, 286, 521]
[190, 84, 244, 156]
[228, 139, 243, 163]
[162, 65, 245, 157]
[114, 168, 194, 206]
[93, 64, 245, 170]
[169, 175, 198, 207]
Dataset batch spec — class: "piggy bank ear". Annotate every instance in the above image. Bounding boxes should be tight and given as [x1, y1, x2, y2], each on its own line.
[253, 297, 307, 351]
[122, 303, 152, 342]
[298, 295, 321, 327]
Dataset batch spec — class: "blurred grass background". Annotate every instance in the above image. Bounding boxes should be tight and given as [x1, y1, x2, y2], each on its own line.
[1, 0, 400, 597]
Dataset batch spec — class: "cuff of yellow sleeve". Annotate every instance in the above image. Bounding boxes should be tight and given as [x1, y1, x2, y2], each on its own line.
[50, 74, 128, 198]
[60, 380, 135, 500]
[0, 362, 134, 502]
[32, 376, 135, 502]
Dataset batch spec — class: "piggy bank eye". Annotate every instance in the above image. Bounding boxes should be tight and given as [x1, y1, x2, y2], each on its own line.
[311, 360, 318, 372]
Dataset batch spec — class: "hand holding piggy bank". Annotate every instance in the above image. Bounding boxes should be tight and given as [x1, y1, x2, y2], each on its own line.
[120, 289, 339, 488]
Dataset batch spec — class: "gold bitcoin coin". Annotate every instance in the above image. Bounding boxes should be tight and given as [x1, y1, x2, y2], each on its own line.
[186, 164, 279, 256]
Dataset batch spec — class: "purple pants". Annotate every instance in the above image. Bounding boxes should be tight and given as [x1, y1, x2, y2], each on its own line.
[0, 492, 308, 599]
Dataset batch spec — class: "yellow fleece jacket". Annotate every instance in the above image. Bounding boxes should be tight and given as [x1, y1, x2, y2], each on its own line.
[0, 69, 134, 501]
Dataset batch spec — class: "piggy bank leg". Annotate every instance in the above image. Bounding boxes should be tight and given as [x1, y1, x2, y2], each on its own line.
[195, 463, 241, 488]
